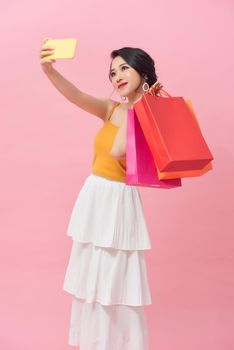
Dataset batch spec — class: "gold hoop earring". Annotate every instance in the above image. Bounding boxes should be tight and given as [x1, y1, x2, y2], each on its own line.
[142, 82, 149, 92]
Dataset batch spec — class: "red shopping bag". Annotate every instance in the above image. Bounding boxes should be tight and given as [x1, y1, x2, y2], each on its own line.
[126, 108, 182, 189]
[134, 83, 214, 172]
[155, 99, 213, 179]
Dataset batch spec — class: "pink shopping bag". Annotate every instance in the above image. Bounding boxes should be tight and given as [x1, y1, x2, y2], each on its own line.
[126, 108, 182, 189]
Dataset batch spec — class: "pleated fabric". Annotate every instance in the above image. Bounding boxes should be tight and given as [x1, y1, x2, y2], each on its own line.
[62, 173, 152, 349]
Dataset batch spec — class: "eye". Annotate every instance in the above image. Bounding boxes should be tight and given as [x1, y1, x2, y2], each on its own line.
[110, 66, 128, 78]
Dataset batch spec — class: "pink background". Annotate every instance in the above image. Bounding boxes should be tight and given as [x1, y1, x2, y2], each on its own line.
[1, 0, 234, 349]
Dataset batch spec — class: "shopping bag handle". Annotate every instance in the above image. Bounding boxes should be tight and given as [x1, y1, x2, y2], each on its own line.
[146, 82, 172, 98]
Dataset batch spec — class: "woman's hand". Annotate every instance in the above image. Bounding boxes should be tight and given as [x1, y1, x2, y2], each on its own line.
[39, 37, 56, 75]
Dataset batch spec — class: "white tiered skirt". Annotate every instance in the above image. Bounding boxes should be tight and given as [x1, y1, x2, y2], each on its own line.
[62, 173, 152, 350]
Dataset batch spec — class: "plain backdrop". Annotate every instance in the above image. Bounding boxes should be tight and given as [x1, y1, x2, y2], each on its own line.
[1, 0, 234, 349]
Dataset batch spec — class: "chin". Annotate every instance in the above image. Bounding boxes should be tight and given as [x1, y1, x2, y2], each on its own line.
[120, 91, 130, 99]
[120, 93, 127, 99]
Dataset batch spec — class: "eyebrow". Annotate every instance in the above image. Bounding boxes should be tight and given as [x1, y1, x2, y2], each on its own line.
[110, 63, 127, 73]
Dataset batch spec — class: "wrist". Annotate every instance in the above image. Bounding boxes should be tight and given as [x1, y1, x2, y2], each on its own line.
[43, 65, 55, 76]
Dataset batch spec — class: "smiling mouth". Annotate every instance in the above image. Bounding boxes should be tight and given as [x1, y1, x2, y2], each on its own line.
[118, 83, 128, 88]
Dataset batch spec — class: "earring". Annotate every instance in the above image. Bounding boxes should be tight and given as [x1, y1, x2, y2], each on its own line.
[142, 75, 149, 92]
[142, 82, 149, 92]
[121, 96, 127, 101]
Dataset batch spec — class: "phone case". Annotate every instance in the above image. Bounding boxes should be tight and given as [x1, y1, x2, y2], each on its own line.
[45, 38, 77, 59]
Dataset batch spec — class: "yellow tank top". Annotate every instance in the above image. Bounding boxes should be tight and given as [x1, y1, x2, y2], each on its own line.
[91, 101, 126, 183]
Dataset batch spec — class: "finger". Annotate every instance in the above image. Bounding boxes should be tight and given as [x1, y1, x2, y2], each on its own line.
[40, 52, 54, 59]
[41, 45, 54, 50]
[39, 50, 54, 58]
[41, 58, 53, 63]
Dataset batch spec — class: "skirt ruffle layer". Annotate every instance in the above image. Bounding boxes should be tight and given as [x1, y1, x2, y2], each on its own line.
[66, 174, 152, 251]
[62, 240, 152, 306]
[68, 296, 149, 350]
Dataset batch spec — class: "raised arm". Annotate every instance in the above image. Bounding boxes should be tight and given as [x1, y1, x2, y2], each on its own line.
[40, 38, 116, 122]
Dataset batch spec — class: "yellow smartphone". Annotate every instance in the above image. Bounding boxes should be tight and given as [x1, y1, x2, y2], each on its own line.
[44, 38, 77, 60]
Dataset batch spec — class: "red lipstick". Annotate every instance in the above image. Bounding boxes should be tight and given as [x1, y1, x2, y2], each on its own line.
[118, 82, 128, 89]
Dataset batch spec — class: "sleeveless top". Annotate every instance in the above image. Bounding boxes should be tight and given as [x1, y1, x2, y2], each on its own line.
[91, 101, 126, 183]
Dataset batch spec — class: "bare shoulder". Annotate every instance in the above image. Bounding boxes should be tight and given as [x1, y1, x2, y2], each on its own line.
[105, 100, 130, 126]
[102, 99, 121, 122]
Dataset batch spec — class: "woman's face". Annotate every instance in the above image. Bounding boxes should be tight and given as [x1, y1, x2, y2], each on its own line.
[109, 55, 145, 103]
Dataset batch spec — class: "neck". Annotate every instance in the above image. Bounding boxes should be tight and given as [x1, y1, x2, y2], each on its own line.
[125, 93, 144, 108]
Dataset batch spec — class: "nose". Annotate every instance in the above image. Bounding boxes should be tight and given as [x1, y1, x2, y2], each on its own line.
[116, 74, 123, 83]
[116, 78, 124, 87]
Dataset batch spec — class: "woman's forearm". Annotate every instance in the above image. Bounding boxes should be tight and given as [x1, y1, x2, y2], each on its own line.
[45, 67, 81, 105]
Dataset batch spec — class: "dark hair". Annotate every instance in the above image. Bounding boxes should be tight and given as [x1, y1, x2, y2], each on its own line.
[108, 47, 158, 87]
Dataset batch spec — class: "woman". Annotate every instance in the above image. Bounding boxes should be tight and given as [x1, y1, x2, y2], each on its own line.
[39, 38, 158, 350]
